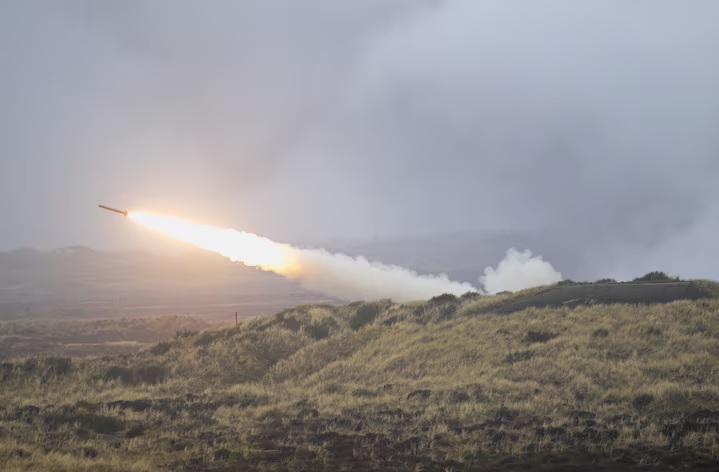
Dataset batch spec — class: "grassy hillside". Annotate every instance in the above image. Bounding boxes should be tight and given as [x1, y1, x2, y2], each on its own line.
[1, 283, 719, 471]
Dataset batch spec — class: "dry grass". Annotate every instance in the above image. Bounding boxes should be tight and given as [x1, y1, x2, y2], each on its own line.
[0, 316, 213, 358]
[1, 284, 719, 471]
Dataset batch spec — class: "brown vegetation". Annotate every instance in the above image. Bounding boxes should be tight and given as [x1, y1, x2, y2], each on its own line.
[0, 316, 214, 358]
[1, 281, 719, 471]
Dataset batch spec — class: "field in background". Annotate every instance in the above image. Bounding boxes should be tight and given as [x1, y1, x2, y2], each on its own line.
[0, 316, 217, 358]
[1, 280, 719, 471]
[0, 247, 338, 321]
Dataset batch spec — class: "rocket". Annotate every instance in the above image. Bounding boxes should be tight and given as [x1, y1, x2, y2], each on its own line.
[98, 205, 128, 217]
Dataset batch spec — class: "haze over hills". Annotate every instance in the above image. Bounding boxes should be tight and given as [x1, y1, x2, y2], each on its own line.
[0, 246, 337, 321]
[0, 233, 571, 322]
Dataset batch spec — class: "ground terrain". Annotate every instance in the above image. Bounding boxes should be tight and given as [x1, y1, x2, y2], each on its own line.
[0, 317, 216, 358]
[1, 279, 719, 471]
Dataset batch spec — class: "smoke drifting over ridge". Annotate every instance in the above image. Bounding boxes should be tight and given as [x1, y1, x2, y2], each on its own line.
[132, 211, 572, 300]
[286, 249, 476, 301]
[1, 1, 719, 281]
[131, 213, 567, 300]
[481, 249, 563, 295]
[130, 211, 569, 300]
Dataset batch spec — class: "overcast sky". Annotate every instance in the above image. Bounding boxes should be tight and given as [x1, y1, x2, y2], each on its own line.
[1, 0, 718, 280]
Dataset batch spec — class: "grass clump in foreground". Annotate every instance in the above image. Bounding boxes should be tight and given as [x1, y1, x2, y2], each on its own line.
[1, 280, 719, 471]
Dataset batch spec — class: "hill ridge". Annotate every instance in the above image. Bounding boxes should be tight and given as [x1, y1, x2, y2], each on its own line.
[1, 280, 718, 470]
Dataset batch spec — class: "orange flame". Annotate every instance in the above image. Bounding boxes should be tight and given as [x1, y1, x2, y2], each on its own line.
[129, 212, 294, 272]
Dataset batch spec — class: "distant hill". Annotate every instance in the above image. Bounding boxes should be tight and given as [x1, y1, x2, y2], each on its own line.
[0, 247, 338, 321]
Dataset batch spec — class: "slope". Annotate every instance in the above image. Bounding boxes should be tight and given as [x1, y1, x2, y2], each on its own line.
[1, 281, 718, 471]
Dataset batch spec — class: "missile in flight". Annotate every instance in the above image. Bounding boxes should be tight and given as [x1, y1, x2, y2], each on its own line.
[98, 204, 128, 217]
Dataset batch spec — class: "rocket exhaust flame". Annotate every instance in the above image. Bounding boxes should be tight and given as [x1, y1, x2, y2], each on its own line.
[129, 212, 292, 271]
[128, 212, 477, 301]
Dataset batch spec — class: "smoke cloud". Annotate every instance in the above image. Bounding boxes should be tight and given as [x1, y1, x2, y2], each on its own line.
[481, 249, 563, 295]
[130, 212, 476, 301]
[1, 2, 719, 283]
[282, 247, 476, 301]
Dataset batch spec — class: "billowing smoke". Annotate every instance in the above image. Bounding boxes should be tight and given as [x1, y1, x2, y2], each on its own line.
[2, 2, 719, 284]
[282, 247, 476, 301]
[480, 249, 563, 295]
[130, 212, 476, 302]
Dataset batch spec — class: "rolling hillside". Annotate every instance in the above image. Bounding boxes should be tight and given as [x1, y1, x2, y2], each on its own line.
[1, 281, 719, 471]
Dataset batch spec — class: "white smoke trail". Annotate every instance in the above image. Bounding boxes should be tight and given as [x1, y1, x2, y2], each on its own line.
[480, 248, 562, 294]
[130, 212, 477, 301]
[130, 214, 568, 300]
[281, 247, 477, 301]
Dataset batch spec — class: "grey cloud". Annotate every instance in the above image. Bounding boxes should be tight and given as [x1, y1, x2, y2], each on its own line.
[264, 0, 719, 277]
[1, 0, 718, 280]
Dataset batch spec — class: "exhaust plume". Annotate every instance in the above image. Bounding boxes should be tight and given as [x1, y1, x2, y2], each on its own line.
[130, 212, 476, 301]
[481, 248, 562, 295]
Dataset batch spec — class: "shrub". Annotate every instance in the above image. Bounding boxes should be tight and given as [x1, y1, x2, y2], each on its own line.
[558, 279, 577, 286]
[194, 331, 218, 347]
[150, 341, 172, 355]
[214, 449, 231, 461]
[460, 291, 482, 301]
[0, 362, 15, 381]
[279, 316, 302, 332]
[80, 413, 124, 434]
[125, 423, 145, 438]
[175, 329, 198, 338]
[42, 357, 72, 376]
[382, 316, 399, 326]
[633, 271, 679, 282]
[349, 303, 383, 330]
[407, 389, 431, 400]
[20, 358, 39, 372]
[646, 327, 662, 336]
[449, 390, 470, 403]
[44, 412, 124, 435]
[592, 328, 609, 338]
[596, 278, 617, 284]
[505, 350, 534, 364]
[429, 293, 457, 304]
[525, 330, 558, 343]
[135, 365, 167, 384]
[305, 318, 337, 340]
[104, 364, 167, 385]
[632, 394, 654, 410]
[104, 366, 134, 384]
